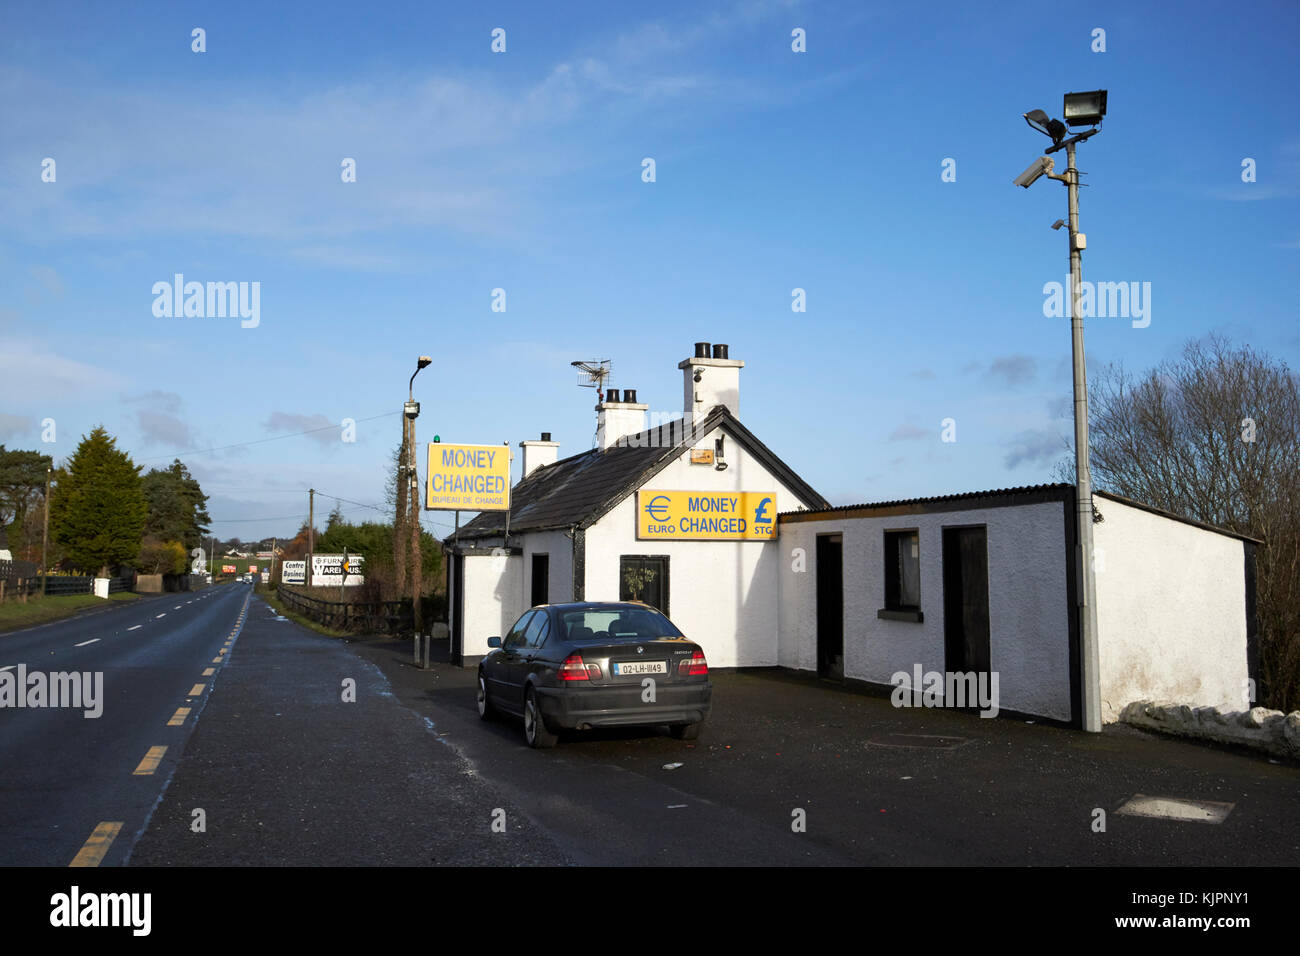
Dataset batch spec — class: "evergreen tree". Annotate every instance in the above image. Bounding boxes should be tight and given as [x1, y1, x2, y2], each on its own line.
[51, 426, 148, 575]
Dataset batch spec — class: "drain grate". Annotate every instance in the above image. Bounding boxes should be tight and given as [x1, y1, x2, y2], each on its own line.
[866, 733, 970, 750]
[1116, 794, 1235, 824]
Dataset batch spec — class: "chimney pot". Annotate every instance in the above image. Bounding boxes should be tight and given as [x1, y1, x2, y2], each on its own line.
[712, 344, 729, 359]
[606, 388, 621, 403]
[623, 388, 637, 403]
[540, 432, 551, 442]
[694, 342, 711, 359]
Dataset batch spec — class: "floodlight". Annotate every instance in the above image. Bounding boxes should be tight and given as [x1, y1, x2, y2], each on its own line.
[1063, 89, 1107, 127]
[1051, 219, 1065, 230]
[1023, 109, 1067, 145]
[417, 355, 433, 369]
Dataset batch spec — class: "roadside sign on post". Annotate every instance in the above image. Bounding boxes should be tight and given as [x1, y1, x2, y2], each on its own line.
[425, 443, 511, 511]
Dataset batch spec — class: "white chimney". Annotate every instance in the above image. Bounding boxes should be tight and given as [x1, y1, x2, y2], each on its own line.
[679, 342, 744, 419]
[519, 432, 560, 478]
[596, 389, 648, 450]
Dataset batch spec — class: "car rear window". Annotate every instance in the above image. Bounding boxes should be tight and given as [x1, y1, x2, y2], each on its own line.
[559, 608, 683, 643]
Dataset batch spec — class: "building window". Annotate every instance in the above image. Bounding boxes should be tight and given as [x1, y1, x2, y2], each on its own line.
[879, 530, 923, 623]
[620, 556, 669, 616]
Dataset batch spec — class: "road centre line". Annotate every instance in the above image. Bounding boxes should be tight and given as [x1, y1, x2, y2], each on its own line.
[68, 822, 123, 867]
[74, 639, 100, 647]
[127, 625, 142, 631]
[167, 707, 191, 727]
[132, 746, 167, 776]
[188, 684, 205, 696]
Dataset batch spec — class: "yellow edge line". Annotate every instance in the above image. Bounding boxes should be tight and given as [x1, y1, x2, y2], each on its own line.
[202, 668, 215, 676]
[69, 821, 123, 867]
[133, 745, 167, 775]
[167, 707, 191, 727]
[188, 683, 206, 696]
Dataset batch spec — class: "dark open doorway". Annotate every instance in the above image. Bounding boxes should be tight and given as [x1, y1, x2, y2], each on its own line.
[531, 553, 549, 607]
[816, 534, 843, 680]
[943, 526, 990, 678]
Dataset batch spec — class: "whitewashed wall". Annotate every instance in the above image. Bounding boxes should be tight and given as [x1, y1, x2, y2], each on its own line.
[778, 500, 1073, 721]
[521, 529, 574, 604]
[583, 423, 812, 668]
[1092, 496, 1249, 721]
[460, 552, 523, 660]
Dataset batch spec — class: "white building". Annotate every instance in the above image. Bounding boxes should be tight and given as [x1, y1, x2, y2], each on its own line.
[446, 343, 830, 670]
[444, 344, 1259, 727]
[778, 486, 1259, 724]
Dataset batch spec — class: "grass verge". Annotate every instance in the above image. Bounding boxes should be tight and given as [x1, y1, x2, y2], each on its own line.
[0, 591, 140, 633]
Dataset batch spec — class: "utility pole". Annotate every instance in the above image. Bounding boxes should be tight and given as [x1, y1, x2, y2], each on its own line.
[41, 466, 51, 596]
[1064, 137, 1102, 733]
[405, 357, 431, 637]
[1018, 90, 1107, 732]
[409, 411, 423, 637]
[308, 488, 315, 587]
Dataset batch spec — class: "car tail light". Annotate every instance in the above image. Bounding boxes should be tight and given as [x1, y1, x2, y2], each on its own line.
[559, 653, 601, 681]
[678, 650, 708, 677]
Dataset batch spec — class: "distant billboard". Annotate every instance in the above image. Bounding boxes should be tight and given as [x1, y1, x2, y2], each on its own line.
[425, 443, 510, 512]
[222, 565, 237, 574]
[311, 554, 364, 587]
[281, 560, 306, 585]
[248, 564, 258, 573]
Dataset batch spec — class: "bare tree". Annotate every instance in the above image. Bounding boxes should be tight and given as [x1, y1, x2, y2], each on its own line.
[1057, 335, 1300, 711]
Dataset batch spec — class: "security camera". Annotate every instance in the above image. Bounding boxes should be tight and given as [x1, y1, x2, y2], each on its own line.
[693, 370, 702, 383]
[1014, 156, 1054, 189]
[1051, 219, 1065, 230]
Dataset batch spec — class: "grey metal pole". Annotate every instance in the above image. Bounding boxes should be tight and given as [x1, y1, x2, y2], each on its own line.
[41, 466, 51, 596]
[1066, 138, 1102, 733]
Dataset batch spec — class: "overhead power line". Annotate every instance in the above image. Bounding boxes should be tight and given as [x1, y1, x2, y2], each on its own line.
[136, 411, 401, 463]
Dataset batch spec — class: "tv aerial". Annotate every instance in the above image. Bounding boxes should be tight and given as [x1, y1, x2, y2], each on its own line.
[571, 359, 612, 402]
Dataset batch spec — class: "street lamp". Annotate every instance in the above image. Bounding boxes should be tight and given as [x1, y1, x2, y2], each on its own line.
[405, 355, 432, 637]
[1015, 90, 1107, 734]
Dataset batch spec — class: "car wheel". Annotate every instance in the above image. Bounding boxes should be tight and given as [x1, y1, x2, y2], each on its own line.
[477, 672, 495, 721]
[669, 721, 703, 741]
[524, 687, 558, 749]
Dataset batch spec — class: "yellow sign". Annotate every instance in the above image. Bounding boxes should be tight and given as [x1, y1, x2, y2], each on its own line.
[690, 449, 714, 465]
[426, 443, 511, 511]
[637, 490, 778, 541]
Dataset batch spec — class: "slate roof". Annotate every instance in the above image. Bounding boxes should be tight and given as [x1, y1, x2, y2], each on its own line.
[448, 405, 828, 545]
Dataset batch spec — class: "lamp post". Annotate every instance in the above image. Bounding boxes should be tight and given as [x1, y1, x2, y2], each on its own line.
[1016, 90, 1107, 733]
[406, 356, 432, 637]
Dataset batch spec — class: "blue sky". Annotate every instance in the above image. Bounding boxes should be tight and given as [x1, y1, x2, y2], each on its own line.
[2, 0, 1297, 540]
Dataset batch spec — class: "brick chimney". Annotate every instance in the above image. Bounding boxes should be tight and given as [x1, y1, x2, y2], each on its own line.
[679, 342, 744, 419]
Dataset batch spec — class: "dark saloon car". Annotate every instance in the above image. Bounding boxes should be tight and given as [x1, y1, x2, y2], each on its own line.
[477, 602, 712, 748]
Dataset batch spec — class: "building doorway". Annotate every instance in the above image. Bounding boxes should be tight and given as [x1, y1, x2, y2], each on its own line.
[943, 526, 991, 677]
[531, 554, 549, 607]
[816, 534, 843, 680]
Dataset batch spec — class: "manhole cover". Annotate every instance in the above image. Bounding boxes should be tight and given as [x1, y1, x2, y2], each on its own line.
[866, 733, 970, 750]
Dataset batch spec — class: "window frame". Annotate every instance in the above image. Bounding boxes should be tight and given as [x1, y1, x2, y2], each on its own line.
[879, 528, 924, 623]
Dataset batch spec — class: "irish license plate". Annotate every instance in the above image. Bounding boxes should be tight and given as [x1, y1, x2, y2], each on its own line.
[614, 661, 666, 676]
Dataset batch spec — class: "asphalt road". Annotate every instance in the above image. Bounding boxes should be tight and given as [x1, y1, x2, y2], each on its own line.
[0, 583, 249, 866]
[137, 595, 1300, 866]
[7, 588, 1297, 867]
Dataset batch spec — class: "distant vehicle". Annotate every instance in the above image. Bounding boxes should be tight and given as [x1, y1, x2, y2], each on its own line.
[478, 602, 712, 748]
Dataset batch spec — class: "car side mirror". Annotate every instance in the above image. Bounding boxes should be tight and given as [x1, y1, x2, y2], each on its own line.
[487, 636, 502, 648]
